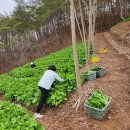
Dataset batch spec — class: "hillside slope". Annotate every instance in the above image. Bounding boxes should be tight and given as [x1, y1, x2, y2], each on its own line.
[0, 21, 130, 130]
[110, 21, 130, 44]
[107, 21, 130, 60]
[36, 22, 130, 130]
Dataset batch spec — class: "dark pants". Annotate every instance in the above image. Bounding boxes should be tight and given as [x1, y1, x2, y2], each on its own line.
[36, 86, 49, 113]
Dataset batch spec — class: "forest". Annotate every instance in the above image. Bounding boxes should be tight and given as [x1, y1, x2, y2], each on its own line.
[0, 0, 129, 73]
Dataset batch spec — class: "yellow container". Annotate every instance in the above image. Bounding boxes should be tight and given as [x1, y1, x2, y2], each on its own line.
[90, 56, 100, 63]
[100, 48, 107, 54]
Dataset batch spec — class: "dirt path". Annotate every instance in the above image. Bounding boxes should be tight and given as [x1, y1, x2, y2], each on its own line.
[104, 32, 130, 60]
[37, 32, 130, 130]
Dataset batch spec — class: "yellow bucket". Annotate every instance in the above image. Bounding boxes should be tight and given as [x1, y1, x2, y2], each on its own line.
[100, 48, 107, 54]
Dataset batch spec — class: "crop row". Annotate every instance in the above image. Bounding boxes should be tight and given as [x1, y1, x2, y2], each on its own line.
[0, 101, 44, 130]
[0, 43, 85, 106]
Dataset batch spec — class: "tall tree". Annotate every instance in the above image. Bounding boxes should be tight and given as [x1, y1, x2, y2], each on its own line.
[78, 0, 88, 63]
[70, 0, 82, 111]
[84, 0, 97, 58]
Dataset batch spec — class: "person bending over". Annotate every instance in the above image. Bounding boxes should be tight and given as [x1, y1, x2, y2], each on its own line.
[30, 62, 36, 68]
[34, 65, 64, 119]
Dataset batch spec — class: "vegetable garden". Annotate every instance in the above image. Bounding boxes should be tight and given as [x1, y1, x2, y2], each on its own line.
[0, 21, 130, 129]
[0, 0, 129, 128]
[0, 43, 86, 129]
[0, 43, 85, 107]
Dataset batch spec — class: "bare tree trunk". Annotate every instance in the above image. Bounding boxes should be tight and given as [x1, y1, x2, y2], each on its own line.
[88, 0, 92, 59]
[54, 19, 62, 49]
[119, 0, 125, 20]
[83, 0, 97, 57]
[91, 0, 97, 54]
[70, 0, 82, 112]
[78, 0, 87, 62]
[74, 11, 84, 44]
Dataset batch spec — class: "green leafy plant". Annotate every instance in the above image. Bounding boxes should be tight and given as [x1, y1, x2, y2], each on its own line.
[0, 43, 85, 106]
[82, 70, 93, 75]
[90, 66, 103, 71]
[124, 17, 130, 22]
[86, 90, 109, 109]
[80, 70, 94, 82]
[0, 101, 44, 130]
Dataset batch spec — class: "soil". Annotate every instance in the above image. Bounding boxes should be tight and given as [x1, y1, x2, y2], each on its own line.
[110, 21, 130, 45]
[35, 22, 130, 130]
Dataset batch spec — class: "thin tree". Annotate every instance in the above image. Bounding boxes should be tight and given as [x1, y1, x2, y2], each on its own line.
[119, 0, 125, 20]
[78, 0, 88, 62]
[70, 0, 82, 111]
[83, 0, 97, 59]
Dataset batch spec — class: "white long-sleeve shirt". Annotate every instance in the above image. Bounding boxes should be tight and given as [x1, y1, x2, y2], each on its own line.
[38, 70, 64, 90]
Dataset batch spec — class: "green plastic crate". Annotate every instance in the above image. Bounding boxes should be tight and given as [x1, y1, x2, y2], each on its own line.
[84, 96, 112, 120]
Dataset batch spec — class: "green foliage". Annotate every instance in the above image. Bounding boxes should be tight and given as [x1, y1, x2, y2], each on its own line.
[0, 0, 69, 32]
[12, 6, 35, 32]
[80, 70, 93, 82]
[0, 101, 44, 130]
[90, 66, 103, 71]
[86, 90, 109, 109]
[47, 84, 67, 106]
[0, 16, 11, 31]
[82, 70, 93, 75]
[0, 74, 40, 106]
[10, 68, 35, 78]
[124, 17, 130, 22]
[40, 0, 68, 18]
[0, 43, 85, 106]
